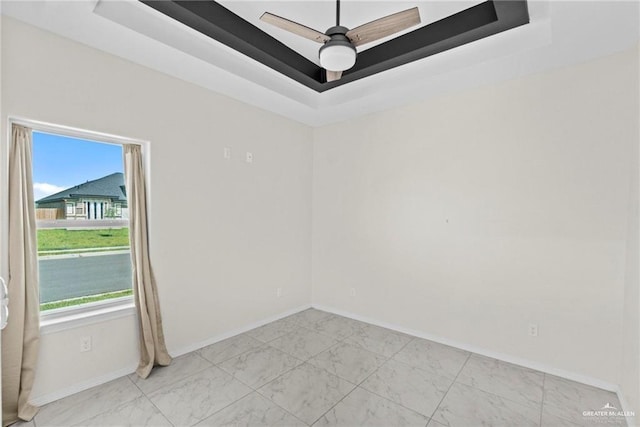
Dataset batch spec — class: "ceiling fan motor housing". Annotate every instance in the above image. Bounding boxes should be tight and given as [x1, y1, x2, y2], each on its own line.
[319, 27, 357, 72]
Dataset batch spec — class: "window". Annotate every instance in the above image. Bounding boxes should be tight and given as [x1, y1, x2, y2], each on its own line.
[32, 130, 133, 312]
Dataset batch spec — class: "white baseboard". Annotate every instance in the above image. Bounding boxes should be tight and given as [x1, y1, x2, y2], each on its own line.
[30, 364, 138, 407]
[171, 303, 312, 357]
[312, 304, 620, 392]
[29, 304, 312, 407]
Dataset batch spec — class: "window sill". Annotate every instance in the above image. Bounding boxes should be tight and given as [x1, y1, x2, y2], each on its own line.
[40, 297, 136, 335]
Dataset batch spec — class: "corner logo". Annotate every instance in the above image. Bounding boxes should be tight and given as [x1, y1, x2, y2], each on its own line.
[583, 403, 634, 422]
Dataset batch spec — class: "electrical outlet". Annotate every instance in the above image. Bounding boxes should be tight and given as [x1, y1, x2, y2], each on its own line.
[276, 287, 282, 298]
[528, 323, 538, 337]
[350, 287, 356, 297]
[223, 147, 231, 159]
[80, 336, 92, 352]
[246, 152, 253, 163]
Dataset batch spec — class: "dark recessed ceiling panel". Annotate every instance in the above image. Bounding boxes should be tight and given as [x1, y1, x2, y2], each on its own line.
[140, 1, 529, 92]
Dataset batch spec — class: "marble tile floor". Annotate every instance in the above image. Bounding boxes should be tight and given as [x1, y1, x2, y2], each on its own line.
[17, 309, 626, 427]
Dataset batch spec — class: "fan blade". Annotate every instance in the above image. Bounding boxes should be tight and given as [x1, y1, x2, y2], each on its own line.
[260, 12, 330, 43]
[346, 7, 421, 47]
[326, 70, 343, 82]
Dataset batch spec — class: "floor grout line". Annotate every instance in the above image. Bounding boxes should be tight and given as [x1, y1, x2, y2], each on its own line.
[134, 352, 215, 395]
[305, 347, 379, 426]
[137, 355, 252, 427]
[247, 318, 421, 425]
[41, 377, 151, 427]
[539, 373, 547, 426]
[249, 316, 372, 425]
[199, 336, 264, 366]
[219, 322, 340, 426]
[253, 388, 312, 427]
[307, 380, 359, 426]
[186, 387, 255, 427]
[427, 351, 472, 421]
[215, 345, 306, 393]
[138, 392, 175, 427]
[447, 356, 546, 415]
[308, 334, 423, 425]
[136, 362, 233, 427]
[251, 360, 328, 427]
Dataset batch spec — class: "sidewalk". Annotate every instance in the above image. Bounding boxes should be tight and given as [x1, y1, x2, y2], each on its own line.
[39, 249, 131, 260]
[37, 219, 128, 229]
[39, 246, 129, 255]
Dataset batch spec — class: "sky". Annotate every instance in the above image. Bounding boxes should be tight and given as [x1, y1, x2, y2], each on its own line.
[32, 131, 124, 201]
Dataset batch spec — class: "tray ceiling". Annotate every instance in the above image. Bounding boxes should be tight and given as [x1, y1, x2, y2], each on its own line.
[1, 1, 639, 126]
[140, 1, 529, 91]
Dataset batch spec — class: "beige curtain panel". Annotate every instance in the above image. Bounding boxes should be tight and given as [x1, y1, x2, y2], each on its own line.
[124, 144, 172, 378]
[2, 124, 40, 426]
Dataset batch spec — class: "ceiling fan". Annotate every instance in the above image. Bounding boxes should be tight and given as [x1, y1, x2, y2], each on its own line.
[260, 1, 421, 82]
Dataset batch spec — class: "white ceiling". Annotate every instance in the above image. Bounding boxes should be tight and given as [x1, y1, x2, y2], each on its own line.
[1, 1, 639, 127]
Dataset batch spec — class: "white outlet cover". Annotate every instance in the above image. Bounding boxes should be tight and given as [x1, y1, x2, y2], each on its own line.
[223, 147, 231, 159]
[80, 336, 92, 352]
[246, 152, 253, 163]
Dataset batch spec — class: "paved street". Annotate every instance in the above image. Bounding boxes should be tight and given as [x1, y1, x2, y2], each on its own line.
[39, 252, 132, 303]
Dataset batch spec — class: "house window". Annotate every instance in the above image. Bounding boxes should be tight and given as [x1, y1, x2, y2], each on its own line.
[32, 130, 134, 312]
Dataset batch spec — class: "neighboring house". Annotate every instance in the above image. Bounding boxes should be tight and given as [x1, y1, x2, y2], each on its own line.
[36, 172, 128, 220]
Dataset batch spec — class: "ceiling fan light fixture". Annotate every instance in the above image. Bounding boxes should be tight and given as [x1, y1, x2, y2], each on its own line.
[319, 39, 356, 72]
[260, 2, 422, 81]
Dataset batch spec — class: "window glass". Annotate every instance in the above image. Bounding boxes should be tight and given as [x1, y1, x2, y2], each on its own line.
[33, 131, 133, 311]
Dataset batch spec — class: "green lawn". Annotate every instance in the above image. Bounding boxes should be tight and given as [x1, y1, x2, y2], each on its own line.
[40, 289, 133, 311]
[37, 228, 130, 252]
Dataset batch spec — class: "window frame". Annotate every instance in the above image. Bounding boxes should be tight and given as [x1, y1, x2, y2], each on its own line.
[6, 117, 151, 331]
[65, 202, 75, 216]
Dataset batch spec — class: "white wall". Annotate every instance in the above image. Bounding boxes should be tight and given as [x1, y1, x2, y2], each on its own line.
[621, 43, 640, 425]
[1, 16, 313, 400]
[312, 46, 639, 387]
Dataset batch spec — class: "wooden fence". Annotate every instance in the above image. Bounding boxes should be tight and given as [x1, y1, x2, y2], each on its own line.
[36, 208, 63, 220]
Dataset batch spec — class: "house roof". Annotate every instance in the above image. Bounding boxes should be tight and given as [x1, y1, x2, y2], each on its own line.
[36, 172, 127, 204]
